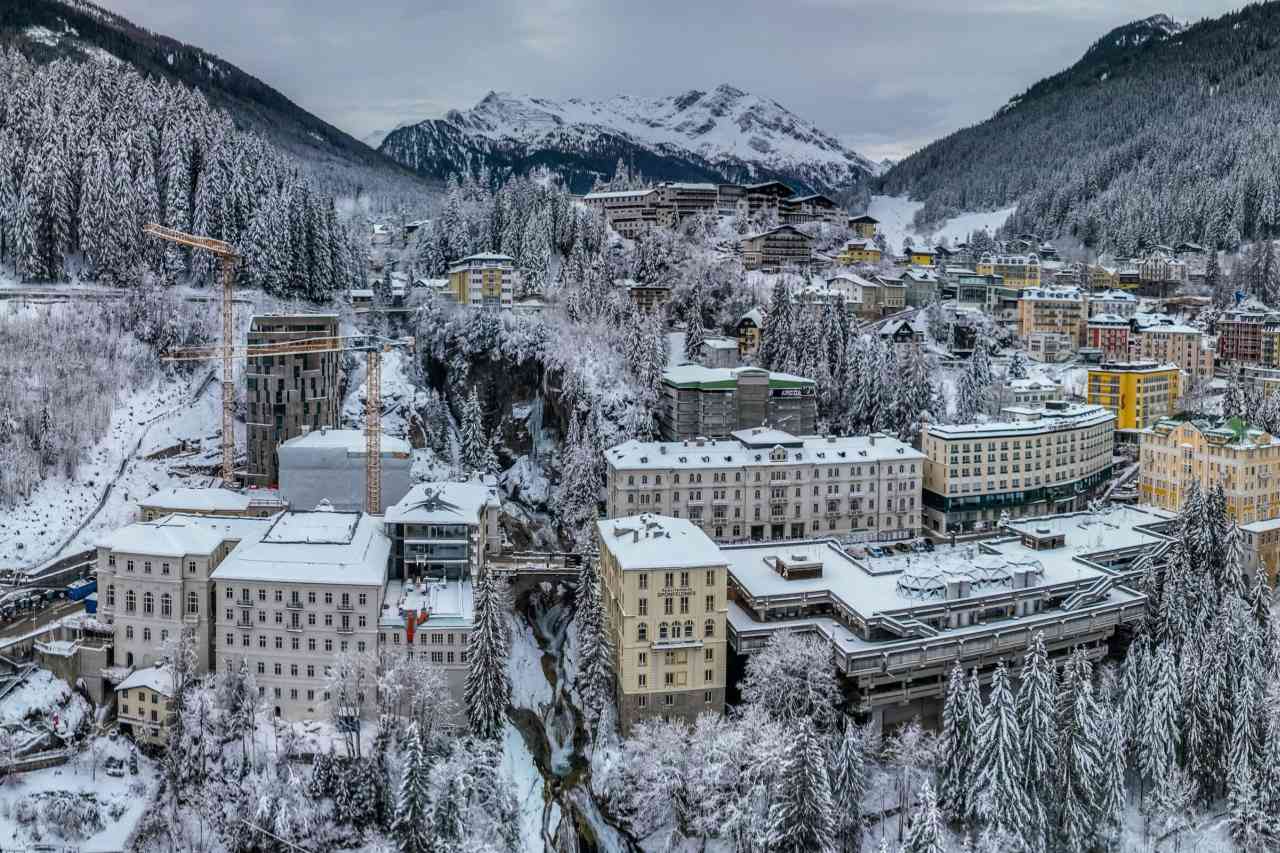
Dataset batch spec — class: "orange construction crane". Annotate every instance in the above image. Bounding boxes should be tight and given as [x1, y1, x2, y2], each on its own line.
[143, 224, 239, 484]
[163, 334, 415, 514]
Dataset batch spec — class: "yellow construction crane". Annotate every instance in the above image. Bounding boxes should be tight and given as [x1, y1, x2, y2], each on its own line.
[163, 333, 415, 514]
[143, 224, 239, 484]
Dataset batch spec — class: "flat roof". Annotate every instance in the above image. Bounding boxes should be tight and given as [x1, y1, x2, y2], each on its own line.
[96, 514, 273, 557]
[141, 488, 253, 512]
[210, 512, 390, 586]
[607, 432, 925, 471]
[598, 514, 725, 570]
[661, 364, 813, 390]
[381, 578, 474, 629]
[924, 404, 1113, 439]
[279, 428, 412, 456]
[384, 478, 499, 526]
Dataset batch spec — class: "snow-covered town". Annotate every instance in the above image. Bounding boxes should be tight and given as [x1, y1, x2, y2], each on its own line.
[2, 2, 1280, 852]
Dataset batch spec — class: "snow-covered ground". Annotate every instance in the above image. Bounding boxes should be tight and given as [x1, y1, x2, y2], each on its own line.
[868, 194, 1017, 255]
[341, 348, 416, 439]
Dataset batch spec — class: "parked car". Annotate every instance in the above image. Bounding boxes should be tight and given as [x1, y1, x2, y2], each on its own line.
[893, 542, 911, 553]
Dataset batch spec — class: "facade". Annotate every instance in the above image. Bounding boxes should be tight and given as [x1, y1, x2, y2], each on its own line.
[993, 378, 1064, 408]
[1217, 299, 1277, 364]
[977, 253, 1042, 289]
[245, 314, 341, 485]
[849, 214, 879, 239]
[921, 402, 1116, 533]
[740, 226, 813, 271]
[597, 515, 728, 733]
[1087, 362, 1181, 433]
[581, 189, 663, 237]
[605, 428, 925, 544]
[699, 337, 741, 369]
[1026, 332, 1076, 364]
[1241, 518, 1280, 585]
[96, 514, 275, 673]
[139, 488, 285, 522]
[826, 273, 881, 318]
[625, 280, 672, 314]
[654, 182, 720, 219]
[657, 365, 816, 441]
[1132, 323, 1214, 381]
[115, 667, 174, 749]
[445, 254, 516, 310]
[1018, 288, 1085, 347]
[277, 428, 413, 513]
[837, 238, 882, 265]
[1088, 290, 1139, 318]
[383, 478, 502, 583]
[780, 194, 844, 225]
[1139, 416, 1280, 525]
[726, 505, 1173, 728]
[902, 268, 940, 307]
[210, 512, 391, 720]
[1085, 314, 1131, 361]
[736, 308, 765, 358]
[905, 248, 936, 267]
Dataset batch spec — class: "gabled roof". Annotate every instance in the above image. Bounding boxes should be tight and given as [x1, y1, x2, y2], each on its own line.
[117, 666, 174, 697]
[848, 214, 879, 224]
[741, 225, 811, 241]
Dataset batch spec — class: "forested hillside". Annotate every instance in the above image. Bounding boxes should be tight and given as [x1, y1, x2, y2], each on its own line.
[880, 4, 1280, 254]
[0, 49, 365, 298]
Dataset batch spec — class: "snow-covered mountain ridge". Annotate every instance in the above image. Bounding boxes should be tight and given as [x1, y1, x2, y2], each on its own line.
[380, 85, 877, 198]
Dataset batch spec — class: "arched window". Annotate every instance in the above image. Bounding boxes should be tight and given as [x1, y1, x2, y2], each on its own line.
[637, 623, 648, 641]
[683, 620, 694, 638]
[187, 592, 199, 615]
[106, 585, 115, 607]
[704, 619, 715, 638]
[658, 622, 669, 641]
[125, 590, 136, 613]
[142, 592, 154, 615]
[160, 593, 172, 618]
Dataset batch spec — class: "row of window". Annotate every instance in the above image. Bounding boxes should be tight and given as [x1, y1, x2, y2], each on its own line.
[623, 463, 917, 487]
[107, 588, 198, 616]
[226, 608, 361, 630]
[225, 587, 366, 608]
[636, 594, 717, 616]
[635, 619, 717, 642]
[108, 555, 198, 575]
[635, 691, 716, 708]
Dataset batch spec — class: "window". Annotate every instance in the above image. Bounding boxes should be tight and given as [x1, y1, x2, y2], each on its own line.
[125, 590, 136, 613]
[638, 598, 648, 616]
[638, 695, 649, 708]
[187, 592, 199, 615]
[126, 560, 134, 573]
[142, 592, 154, 616]
[324, 592, 333, 605]
[705, 648, 714, 661]
[663, 694, 675, 707]
[658, 623, 669, 640]
[161, 562, 170, 576]
[144, 561, 151, 574]
[704, 619, 715, 638]
[275, 637, 283, 650]
[638, 652, 648, 667]
[638, 673, 648, 687]
[679, 571, 690, 587]
[638, 574, 648, 590]
[705, 594, 714, 611]
[107, 585, 115, 607]
[705, 570, 715, 585]
[637, 623, 648, 641]
[143, 627, 151, 642]
[663, 572, 674, 588]
[125, 625, 134, 639]
[160, 593, 172, 618]
[187, 561, 197, 575]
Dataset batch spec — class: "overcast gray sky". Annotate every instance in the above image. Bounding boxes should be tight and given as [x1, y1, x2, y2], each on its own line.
[99, 0, 1240, 160]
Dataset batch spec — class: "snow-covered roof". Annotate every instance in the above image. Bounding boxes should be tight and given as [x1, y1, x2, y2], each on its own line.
[349, 288, 375, 299]
[925, 403, 1114, 440]
[582, 189, 656, 200]
[97, 514, 270, 557]
[1020, 287, 1083, 301]
[384, 477, 500, 526]
[449, 253, 514, 265]
[738, 307, 765, 327]
[1243, 517, 1280, 534]
[381, 578, 475, 629]
[210, 512, 390, 587]
[1091, 290, 1137, 302]
[661, 181, 718, 191]
[116, 666, 174, 696]
[606, 432, 924, 471]
[1087, 313, 1129, 325]
[279, 428, 412, 457]
[1008, 378, 1062, 390]
[598, 514, 725, 571]
[141, 488, 254, 512]
[661, 364, 813, 389]
[703, 337, 739, 351]
[1137, 323, 1201, 335]
[826, 273, 877, 288]
[740, 225, 809, 242]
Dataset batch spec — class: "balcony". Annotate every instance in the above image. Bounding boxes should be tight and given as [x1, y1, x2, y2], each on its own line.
[236, 600, 253, 609]
[286, 624, 304, 633]
[336, 603, 354, 612]
[286, 600, 304, 610]
[336, 625, 355, 635]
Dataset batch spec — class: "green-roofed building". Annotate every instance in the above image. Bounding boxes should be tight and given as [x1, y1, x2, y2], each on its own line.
[658, 364, 816, 440]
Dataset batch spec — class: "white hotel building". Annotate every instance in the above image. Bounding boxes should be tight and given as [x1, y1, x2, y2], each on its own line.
[605, 427, 925, 544]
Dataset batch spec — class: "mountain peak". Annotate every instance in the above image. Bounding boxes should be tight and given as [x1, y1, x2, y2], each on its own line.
[1084, 12, 1185, 60]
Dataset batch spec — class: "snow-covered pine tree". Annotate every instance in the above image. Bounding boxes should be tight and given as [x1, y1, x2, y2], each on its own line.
[577, 574, 615, 729]
[1016, 631, 1057, 852]
[1006, 350, 1028, 380]
[938, 661, 976, 823]
[766, 720, 836, 853]
[1057, 678, 1105, 853]
[828, 722, 867, 853]
[901, 781, 946, 853]
[758, 281, 793, 372]
[464, 570, 511, 740]
[972, 663, 1033, 844]
[458, 386, 489, 475]
[1097, 708, 1127, 850]
[1139, 642, 1181, 791]
[684, 312, 706, 363]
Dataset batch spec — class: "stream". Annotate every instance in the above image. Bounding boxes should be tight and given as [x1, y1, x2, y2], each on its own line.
[508, 583, 642, 853]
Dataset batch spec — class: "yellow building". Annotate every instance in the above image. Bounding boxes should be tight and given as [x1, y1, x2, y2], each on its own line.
[1087, 362, 1180, 432]
[445, 253, 516, 310]
[597, 514, 728, 733]
[849, 214, 879, 238]
[1017, 288, 1086, 345]
[1139, 417, 1280, 531]
[907, 247, 936, 267]
[837, 238, 882, 265]
[977, 253, 1042, 289]
[736, 307, 765, 358]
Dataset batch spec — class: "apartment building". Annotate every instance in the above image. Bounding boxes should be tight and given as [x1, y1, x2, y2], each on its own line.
[624, 279, 673, 314]
[597, 515, 728, 732]
[1240, 518, 1280, 585]
[581, 189, 663, 237]
[210, 512, 391, 720]
[1088, 290, 1138, 318]
[780, 194, 844, 225]
[658, 365, 816, 440]
[445, 254, 516, 310]
[726, 505, 1173, 729]
[1085, 314, 1131, 361]
[877, 277, 908, 313]
[1026, 332, 1077, 364]
[605, 428, 925, 544]
[1018, 288, 1086, 347]
[278, 428, 413, 514]
[993, 378, 1064, 409]
[827, 273, 883, 318]
[904, 247, 937, 268]
[115, 667, 174, 749]
[96, 514, 275, 672]
[1217, 299, 1277, 364]
[736, 308, 765, 358]
[383, 478, 502, 582]
[1132, 322, 1214, 381]
[837, 238, 882, 265]
[139, 487, 285, 522]
[1087, 362, 1181, 434]
[902, 268, 940, 307]
[245, 314, 341, 485]
[921, 402, 1116, 533]
[1139, 416, 1280, 525]
[740, 226, 813, 271]
[653, 182, 720, 219]
[849, 214, 879, 239]
[977, 253, 1042, 289]
[1137, 252, 1188, 293]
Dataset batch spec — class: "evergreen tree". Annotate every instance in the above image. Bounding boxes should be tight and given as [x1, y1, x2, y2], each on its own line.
[464, 571, 511, 740]
[902, 781, 946, 853]
[459, 386, 489, 475]
[1017, 632, 1057, 852]
[1139, 643, 1181, 790]
[972, 664, 1033, 844]
[938, 661, 976, 823]
[766, 721, 837, 853]
[576, 572, 614, 729]
[1057, 678, 1105, 853]
[683, 313, 705, 363]
[391, 725, 430, 853]
[1006, 350, 1029, 380]
[828, 722, 866, 853]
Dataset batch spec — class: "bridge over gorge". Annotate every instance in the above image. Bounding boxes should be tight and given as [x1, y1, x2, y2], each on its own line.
[486, 551, 584, 593]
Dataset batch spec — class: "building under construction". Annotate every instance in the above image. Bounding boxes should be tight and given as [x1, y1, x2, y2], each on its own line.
[245, 314, 340, 484]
